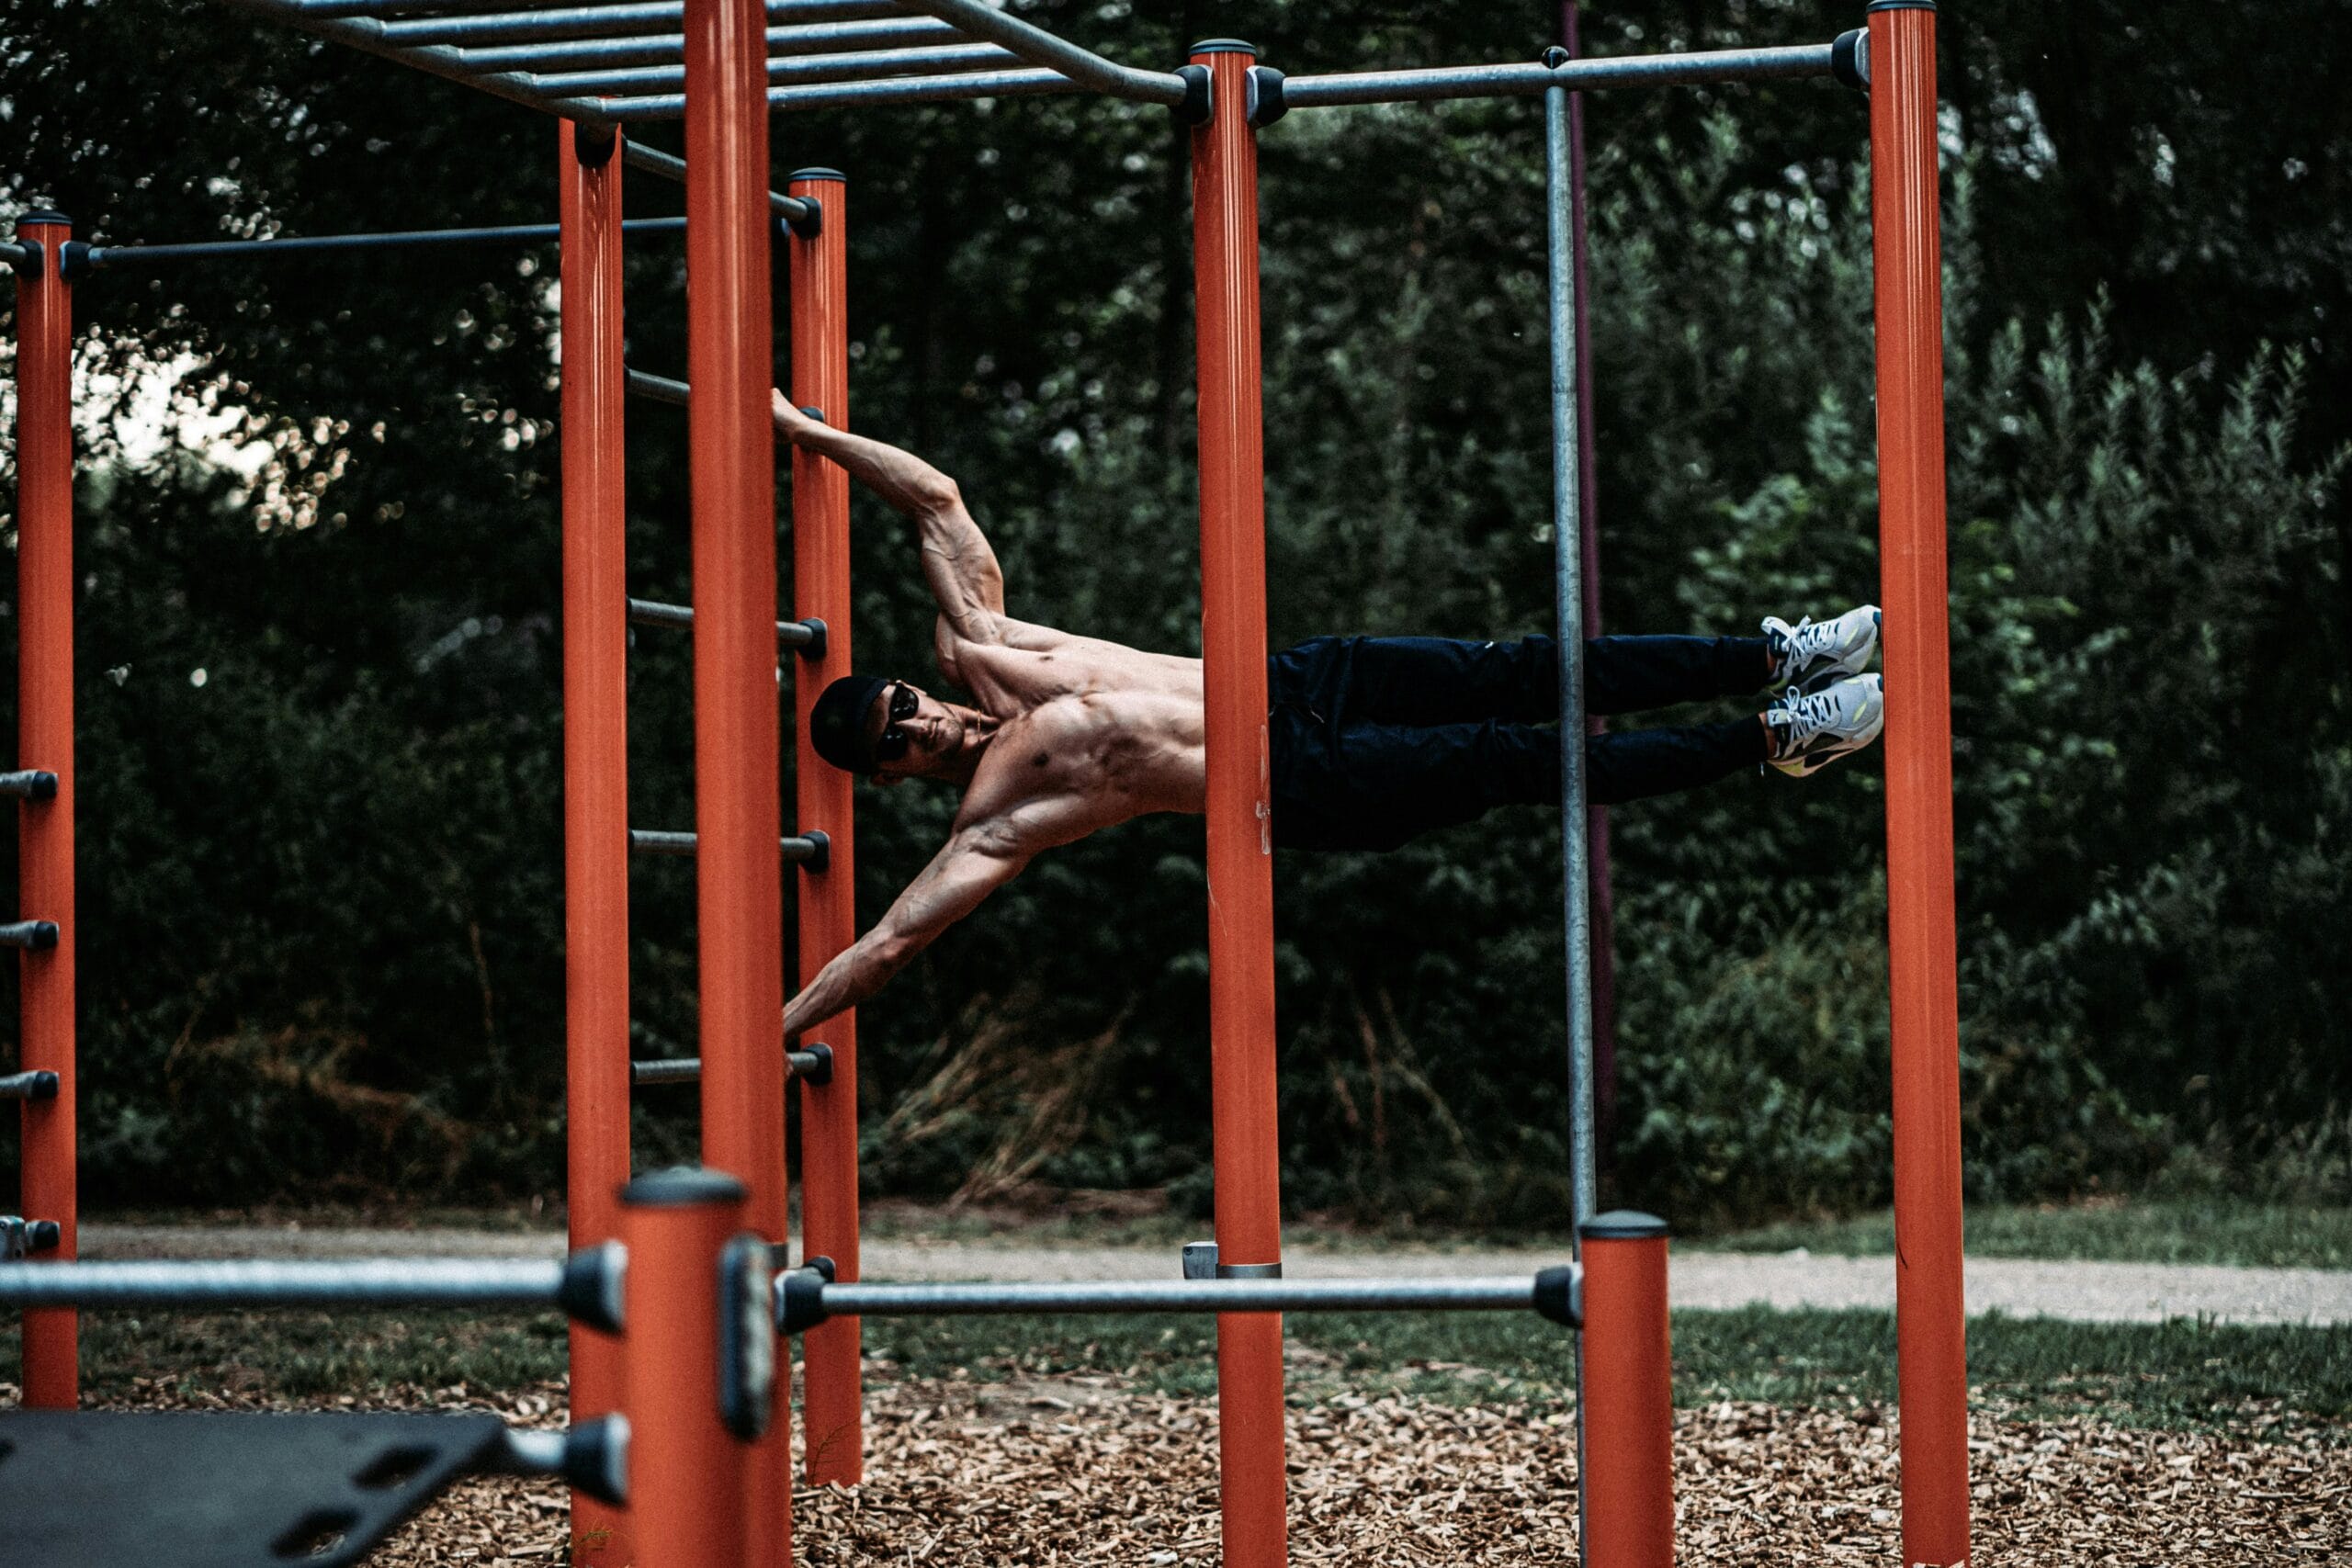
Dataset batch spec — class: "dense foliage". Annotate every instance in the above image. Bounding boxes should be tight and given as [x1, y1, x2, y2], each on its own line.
[1, 0, 2346, 1223]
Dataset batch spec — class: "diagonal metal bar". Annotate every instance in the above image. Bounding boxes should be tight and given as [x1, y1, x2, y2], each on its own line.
[615, 143, 810, 222]
[458, 16, 960, 73]
[600, 65, 1083, 118]
[213, 0, 616, 122]
[533, 41, 1017, 94]
[75, 216, 687, 272]
[380, 0, 904, 47]
[1278, 44, 1836, 108]
[888, 0, 1185, 105]
[295, 0, 609, 16]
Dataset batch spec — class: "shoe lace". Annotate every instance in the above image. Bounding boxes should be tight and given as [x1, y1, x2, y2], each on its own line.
[1770, 686, 1843, 749]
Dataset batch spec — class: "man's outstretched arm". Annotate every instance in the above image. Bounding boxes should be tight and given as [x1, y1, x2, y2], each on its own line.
[773, 392, 1005, 643]
[783, 791, 1107, 1037]
[782, 821, 1029, 1039]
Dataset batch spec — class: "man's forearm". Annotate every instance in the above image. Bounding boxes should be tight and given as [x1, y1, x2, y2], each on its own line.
[783, 931, 907, 1039]
[778, 402, 956, 520]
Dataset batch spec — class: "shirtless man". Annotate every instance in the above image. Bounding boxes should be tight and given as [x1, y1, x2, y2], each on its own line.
[775, 395, 1885, 1037]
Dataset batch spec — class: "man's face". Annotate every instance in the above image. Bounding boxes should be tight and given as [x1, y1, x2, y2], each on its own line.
[865, 680, 964, 779]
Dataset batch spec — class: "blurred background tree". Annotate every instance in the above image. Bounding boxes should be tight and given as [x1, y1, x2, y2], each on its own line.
[1, 0, 2345, 1224]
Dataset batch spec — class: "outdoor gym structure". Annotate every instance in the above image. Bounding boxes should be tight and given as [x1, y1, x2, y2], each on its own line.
[3, 3, 1965, 1566]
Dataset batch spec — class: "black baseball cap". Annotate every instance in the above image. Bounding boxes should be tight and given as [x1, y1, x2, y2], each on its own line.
[808, 673, 891, 774]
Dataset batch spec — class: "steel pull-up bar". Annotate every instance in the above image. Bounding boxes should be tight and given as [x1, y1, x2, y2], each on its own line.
[0, 1070, 62, 1101]
[0, 1250, 625, 1329]
[888, 0, 1188, 107]
[628, 1044, 831, 1088]
[66, 216, 688, 274]
[626, 367, 690, 405]
[627, 597, 826, 654]
[775, 1267, 1584, 1333]
[374, 0, 908, 48]
[595, 66, 1082, 119]
[629, 829, 831, 868]
[532, 41, 1022, 96]
[1276, 41, 1841, 108]
[618, 143, 815, 224]
[460, 16, 964, 73]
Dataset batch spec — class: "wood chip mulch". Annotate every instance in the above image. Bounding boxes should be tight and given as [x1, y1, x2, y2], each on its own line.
[69, 1375, 2352, 1563]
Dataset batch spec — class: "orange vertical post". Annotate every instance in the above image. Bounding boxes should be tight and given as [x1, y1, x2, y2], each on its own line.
[558, 124, 632, 1568]
[1578, 1213, 1674, 1568]
[1865, 5, 1971, 1565]
[13, 210, 76, 1410]
[1189, 41, 1287, 1568]
[786, 167, 863, 1486]
[621, 1168, 752, 1568]
[684, 0, 792, 1557]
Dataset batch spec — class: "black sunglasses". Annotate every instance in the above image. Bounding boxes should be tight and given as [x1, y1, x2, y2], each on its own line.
[872, 681, 921, 764]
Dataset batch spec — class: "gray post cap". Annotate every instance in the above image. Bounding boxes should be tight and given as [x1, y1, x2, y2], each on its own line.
[1578, 1210, 1669, 1241]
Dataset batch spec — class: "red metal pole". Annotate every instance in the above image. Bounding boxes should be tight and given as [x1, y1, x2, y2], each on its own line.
[1865, 5, 1971, 1564]
[558, 124, 632, 1568]
[621, 1168, 752, 1568]
[786, 167, 864, 1487]
[1578, 1213, 1674, 1568]
[14, 209, 77, 1410]
[1189, 41, 1288, 1568]
[684, 0, 792, 1555]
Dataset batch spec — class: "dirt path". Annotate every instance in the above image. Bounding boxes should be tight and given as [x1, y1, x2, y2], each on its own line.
[80, 1224, 2352, 1326]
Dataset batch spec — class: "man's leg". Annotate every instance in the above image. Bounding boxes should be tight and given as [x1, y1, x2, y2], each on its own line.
[1320, 634, 1771, 727]
[1275, 715, 1765, 852]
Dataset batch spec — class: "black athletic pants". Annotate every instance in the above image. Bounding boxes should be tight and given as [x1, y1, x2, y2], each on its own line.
[1267, 634, 1770, 852]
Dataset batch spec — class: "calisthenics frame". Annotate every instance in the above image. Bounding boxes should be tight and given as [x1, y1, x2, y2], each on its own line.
[10, 4, 1968, 1565]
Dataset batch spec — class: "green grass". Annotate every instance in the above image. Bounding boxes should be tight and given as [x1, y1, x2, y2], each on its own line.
[17, 1303, 2343, 1442]
[1713, 1200, 2352, 1269]
[0, 1309, 573, 1404]
[861, 1306, 2352, 1438]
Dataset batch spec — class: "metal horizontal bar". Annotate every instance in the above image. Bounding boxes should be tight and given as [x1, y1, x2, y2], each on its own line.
[629, 829, 826, 864]
[787, 1270, 1580, 1326]
[533, 40, 1016, 95]
[0, 1257, 567, 1310]
[383, 0, 903, 47]
[214, 2, 812, 220]
[626, 596, 695, 629]
[0, 241, 33, 271]
[75, 216, 686, 273]
[616, 143, 810, 223]
[603, 65, 1081, 119]
[460, 16, 960, 72]
[627, 597, 820, 649]
[890, 0, 1185, 106]
[296, 0, 602, 17]
[0, 770, 60, 800]
[0, 920, 61, 950]
[626, 367, 690, 405]
[213, 0, 616, 124]
[0, 1070, 62, 1101]
[629, 1048, 826, 1087]
[1279, 44, 1837, 108]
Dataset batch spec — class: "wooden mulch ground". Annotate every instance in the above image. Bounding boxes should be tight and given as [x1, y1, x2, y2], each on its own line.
[72, 1371, 2352, 1564]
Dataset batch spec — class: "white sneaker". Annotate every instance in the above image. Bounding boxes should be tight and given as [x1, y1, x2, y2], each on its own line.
[1763, 605, 1881, 692]
[1764, 673, 1885, 778]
